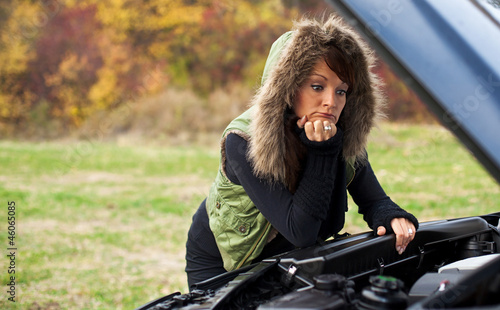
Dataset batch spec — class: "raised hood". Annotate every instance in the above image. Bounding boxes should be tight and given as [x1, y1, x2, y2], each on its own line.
[327, 0, 500, 184]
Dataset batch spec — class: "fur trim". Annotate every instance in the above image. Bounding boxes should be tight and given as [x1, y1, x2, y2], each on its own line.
[248, 15, 386, 186]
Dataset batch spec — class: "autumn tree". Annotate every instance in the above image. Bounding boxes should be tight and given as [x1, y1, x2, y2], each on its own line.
[0, 0, 433, 139]
[0, 1, 39, 131]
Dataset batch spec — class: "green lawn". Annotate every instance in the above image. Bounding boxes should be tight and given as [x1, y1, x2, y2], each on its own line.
[1, 123, 499, 309]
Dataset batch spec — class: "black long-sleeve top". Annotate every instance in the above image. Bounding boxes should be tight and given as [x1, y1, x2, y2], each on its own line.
[188, 129, 419, 264]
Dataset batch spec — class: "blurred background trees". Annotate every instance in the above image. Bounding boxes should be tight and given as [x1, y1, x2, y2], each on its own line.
[0, 0, 433, 140]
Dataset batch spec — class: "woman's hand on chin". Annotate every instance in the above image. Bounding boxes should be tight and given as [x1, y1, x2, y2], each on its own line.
[297, 115, 337, 141]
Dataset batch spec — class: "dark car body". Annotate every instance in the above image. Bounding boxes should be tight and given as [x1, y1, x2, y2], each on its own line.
[136, 1, 500, 309]
[329, 0, 500, 184]
[138, 215, 500, 309]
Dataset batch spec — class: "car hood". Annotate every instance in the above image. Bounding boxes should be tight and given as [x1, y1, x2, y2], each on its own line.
[327, 0, 500, 184]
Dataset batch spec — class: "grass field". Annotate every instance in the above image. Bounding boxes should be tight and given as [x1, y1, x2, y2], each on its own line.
[1, 123, 499, 309]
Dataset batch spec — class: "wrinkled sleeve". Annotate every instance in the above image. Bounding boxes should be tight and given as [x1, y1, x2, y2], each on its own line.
[224, 131, 342, 247]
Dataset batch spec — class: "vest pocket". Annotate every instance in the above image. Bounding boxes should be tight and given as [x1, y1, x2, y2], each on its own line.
[209, 196, 252, 237]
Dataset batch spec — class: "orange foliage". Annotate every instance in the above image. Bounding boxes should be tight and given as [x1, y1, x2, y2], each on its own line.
[374, 62, 436, 123]
[0, 0, 431, 138]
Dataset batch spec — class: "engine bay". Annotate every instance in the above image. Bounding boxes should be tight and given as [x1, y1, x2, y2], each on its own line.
[137, 214, 500, 310]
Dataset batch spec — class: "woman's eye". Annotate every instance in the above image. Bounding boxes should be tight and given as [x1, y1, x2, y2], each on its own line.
[311, 84, 323, 91]
[336, 89, 347, 96]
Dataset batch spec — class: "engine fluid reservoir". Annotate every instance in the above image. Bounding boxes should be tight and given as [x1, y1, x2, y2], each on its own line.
[358, 275, 408, 310]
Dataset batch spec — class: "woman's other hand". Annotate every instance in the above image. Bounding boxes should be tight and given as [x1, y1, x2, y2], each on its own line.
[297, 116, 337, 142]
[376, 218, 416, 255]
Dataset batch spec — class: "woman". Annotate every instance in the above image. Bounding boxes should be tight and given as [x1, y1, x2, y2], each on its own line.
[185, 15, 418, 289]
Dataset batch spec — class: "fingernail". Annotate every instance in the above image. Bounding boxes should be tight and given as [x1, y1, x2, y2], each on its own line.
[396, 246, 402, 254]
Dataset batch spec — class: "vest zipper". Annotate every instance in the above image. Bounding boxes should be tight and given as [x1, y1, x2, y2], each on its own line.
[346, 169, 355, 187]
[236, 221, 272, 269]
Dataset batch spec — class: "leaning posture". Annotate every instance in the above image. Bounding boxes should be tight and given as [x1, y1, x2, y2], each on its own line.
[185, 15, 419, 289]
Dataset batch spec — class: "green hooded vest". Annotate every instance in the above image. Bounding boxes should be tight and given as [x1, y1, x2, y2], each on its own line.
[206, 32, 292, 272]
[205, 24, 363, 271]
[206, 107, 274, 271]
[206, 106, 355, 271]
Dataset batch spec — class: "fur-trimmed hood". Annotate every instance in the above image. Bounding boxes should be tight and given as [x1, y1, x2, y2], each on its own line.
[245, 15, 385, 187]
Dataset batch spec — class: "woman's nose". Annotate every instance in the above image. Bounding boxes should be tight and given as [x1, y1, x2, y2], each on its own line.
[323, 91, 336, 108]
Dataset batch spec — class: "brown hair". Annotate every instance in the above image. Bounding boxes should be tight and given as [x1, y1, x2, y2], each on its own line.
[324, 43, 356, 94]
[283, 45, 356, 192]
[248, 15, 384, 189]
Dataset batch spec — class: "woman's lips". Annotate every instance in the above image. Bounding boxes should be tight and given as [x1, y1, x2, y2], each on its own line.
[314, 112, 336, 123]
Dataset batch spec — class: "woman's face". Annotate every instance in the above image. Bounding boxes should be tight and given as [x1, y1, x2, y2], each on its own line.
[294, 59, 349, 125]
